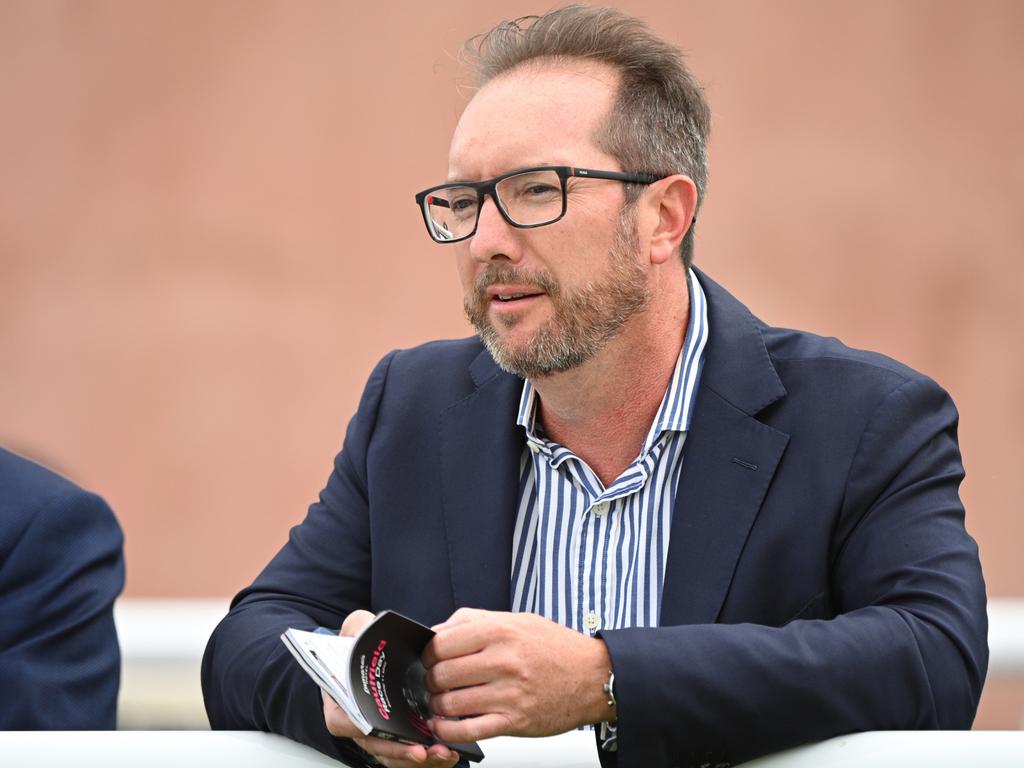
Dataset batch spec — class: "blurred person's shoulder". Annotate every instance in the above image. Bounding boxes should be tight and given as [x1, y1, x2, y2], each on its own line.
[0, 447, 120, 555]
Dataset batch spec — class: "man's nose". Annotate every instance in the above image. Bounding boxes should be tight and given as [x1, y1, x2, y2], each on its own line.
[468, 195, 520, 264]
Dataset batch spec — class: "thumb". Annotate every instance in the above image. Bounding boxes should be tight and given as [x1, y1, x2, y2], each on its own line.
[340, 609, 375, 637]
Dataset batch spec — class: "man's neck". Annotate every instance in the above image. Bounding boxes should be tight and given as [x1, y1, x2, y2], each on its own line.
[531, 287, 690, 487]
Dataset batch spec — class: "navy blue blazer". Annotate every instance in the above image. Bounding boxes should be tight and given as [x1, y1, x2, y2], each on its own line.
[0, 448, 124, 729]
[202, 271, 987, 767]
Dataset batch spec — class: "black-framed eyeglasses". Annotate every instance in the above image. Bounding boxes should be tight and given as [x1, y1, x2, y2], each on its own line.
[413, 165, 665, 244]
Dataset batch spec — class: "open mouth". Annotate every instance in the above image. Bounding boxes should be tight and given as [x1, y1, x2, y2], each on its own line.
[485, 284, 546, 307]
[493, 292, 543, 303]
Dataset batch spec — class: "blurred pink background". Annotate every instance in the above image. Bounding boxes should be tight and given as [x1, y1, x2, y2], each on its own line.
[1, 0, 1021, 724]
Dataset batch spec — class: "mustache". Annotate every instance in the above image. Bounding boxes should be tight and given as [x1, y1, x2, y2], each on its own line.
[473, 265, 560, 298]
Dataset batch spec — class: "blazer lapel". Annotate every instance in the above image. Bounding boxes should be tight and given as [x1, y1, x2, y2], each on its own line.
[438, 350, 524, 612]
[659, 271, 791, 626]
[659, 390, 789, 625]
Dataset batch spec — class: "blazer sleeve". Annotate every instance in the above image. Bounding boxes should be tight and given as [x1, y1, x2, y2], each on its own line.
[0, 487, 124, 729]
[202, 351, 399, 765]
[599, 375, 988, 768]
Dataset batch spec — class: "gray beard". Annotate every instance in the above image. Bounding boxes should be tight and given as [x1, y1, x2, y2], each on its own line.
[463, 211, 650, 380]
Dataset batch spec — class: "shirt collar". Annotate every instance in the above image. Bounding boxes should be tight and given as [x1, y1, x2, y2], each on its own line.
[516, 269, 709, 446]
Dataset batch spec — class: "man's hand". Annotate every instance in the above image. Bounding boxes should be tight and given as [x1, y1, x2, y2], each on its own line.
[423, 608, 615, 744]
[322, 610, 459, 768]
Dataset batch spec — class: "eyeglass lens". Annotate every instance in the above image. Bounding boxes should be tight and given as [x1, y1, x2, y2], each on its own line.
[424, 169, 565, 241]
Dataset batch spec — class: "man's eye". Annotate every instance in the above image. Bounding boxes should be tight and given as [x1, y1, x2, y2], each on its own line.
[450, 196, 478, 215]
[512, 183, 561, 203]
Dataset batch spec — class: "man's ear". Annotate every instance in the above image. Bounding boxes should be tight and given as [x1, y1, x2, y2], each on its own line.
[646, 175, 698, 265]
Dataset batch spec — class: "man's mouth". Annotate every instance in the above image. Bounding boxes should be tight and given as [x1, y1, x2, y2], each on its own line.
[486, 285, 546, 305]
[494, 292, 541, 302]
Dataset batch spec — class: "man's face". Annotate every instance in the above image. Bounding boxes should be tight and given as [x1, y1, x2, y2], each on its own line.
[448, 62, 651, 379]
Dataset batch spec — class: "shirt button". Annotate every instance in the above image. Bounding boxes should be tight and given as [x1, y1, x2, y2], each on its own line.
[527, 441, 540, 453]
[592, 501, 609, 517]
[584, 612, 600, 631]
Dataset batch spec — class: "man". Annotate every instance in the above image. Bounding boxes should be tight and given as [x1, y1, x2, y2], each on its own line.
[202, 6, 987, 768]
[0, 446, 125, 729]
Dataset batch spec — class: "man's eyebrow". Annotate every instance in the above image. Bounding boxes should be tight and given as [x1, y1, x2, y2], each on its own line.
[444, 163, 558, 184]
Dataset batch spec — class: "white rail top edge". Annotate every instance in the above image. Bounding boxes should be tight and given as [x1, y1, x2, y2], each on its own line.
[2, 730, 1024, 768]
[114, 597, 1024, 674]
[740, 730, 1024, 767]
[0, 730, 598, 768]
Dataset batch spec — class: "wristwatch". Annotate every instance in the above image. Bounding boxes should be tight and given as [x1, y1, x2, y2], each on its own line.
[603, 669, 617, 708]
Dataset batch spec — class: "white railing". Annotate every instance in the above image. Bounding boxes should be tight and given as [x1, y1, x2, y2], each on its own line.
[740, 730, 1024, 766]
[990, 599, 1024, 676]
[2, 729, 1023, 767]
[115, 598, 230, 729]
[114, 598, 1024, 730]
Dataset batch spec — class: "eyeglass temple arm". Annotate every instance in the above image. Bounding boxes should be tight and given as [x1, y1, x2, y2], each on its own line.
[570, 167, 663, 184]
[424, 194, 451, 209]
[571, 167, 696, 222]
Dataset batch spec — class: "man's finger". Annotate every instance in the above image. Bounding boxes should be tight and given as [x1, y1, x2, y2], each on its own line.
[322, 690, 363, 739]
[424, 653, 495, 693]
[424, 619, 497, 666]
[353, 736, 460, 768]
[425, 744, 458, 763]
[354, 735, 428, 763]
[430, 681, 506, 718]
[430, 606, 491, 633]
[430, 712, 512, 743]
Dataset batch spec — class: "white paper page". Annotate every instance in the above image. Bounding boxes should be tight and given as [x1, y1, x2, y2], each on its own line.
[281, 629, 370, 733]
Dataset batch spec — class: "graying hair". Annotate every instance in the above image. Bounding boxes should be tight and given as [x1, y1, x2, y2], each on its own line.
[464, 5, 711, 267]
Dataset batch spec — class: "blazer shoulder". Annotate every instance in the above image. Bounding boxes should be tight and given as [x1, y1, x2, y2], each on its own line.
[377, 335, 509, 404]
[387, 336, 485, 373]
[754, 323, 962, 437]
[760, 323, 937, 392]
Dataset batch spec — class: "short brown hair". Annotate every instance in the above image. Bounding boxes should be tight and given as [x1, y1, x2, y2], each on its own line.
[465, 5, 711, 268]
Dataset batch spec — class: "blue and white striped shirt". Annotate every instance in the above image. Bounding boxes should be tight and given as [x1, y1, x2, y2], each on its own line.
[510, 270, 709, 637]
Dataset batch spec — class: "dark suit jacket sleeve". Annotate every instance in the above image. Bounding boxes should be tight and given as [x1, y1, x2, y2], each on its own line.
[0, 482, 124, 729]
[202, 352, 400, 765]
[599, 374, 988, 768]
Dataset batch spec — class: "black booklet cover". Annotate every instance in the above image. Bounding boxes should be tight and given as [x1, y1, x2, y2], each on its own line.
[282, 610, 484, 762]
